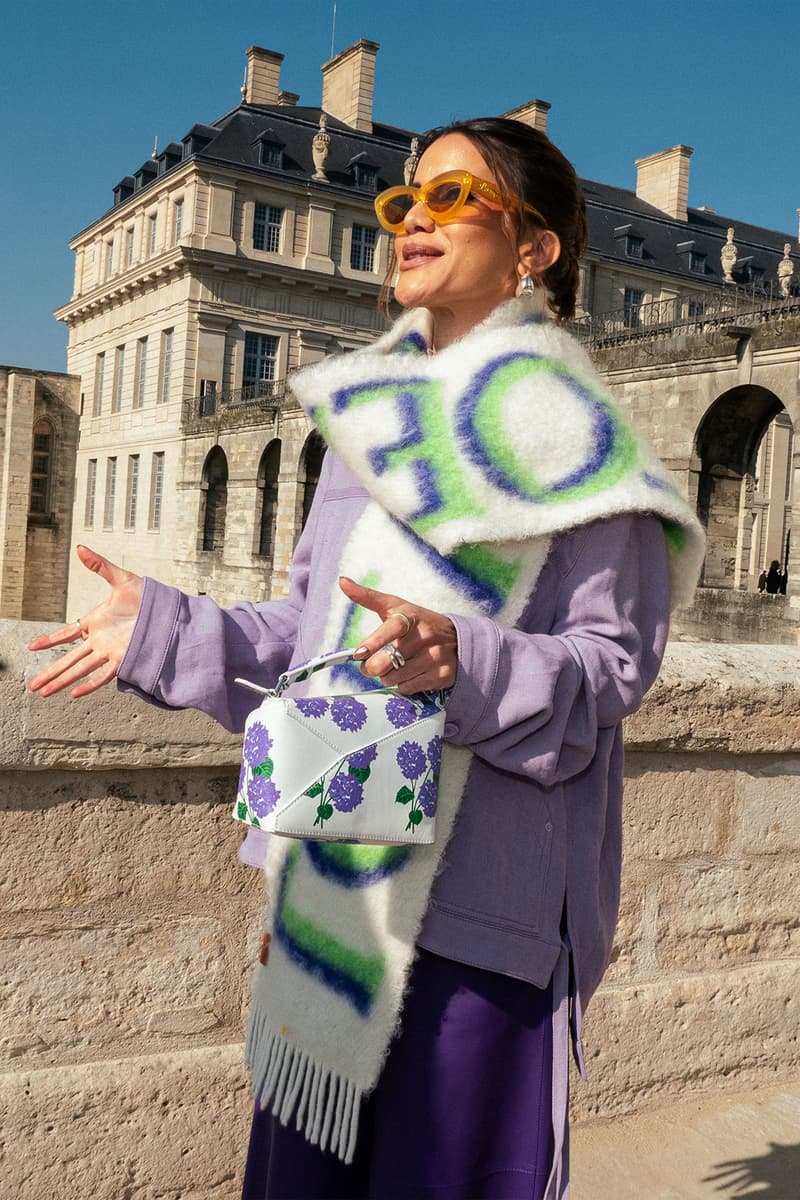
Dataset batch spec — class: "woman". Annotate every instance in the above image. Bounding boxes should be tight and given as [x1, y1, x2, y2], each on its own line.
[30, 119, 704, 1199]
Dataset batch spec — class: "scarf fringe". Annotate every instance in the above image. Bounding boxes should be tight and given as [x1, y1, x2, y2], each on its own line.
[247, 1004, 362, 1163]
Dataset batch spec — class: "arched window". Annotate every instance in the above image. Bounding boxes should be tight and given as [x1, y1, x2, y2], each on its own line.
[200, 446, 228, 551]
[300, 432, 326, 531]
[29, 419, 54, 519]
[256, 439, 281, 558]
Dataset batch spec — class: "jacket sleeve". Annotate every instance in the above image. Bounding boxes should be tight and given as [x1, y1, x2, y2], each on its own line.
[116, 454, 329, 733]
[442, 514, 671, 786]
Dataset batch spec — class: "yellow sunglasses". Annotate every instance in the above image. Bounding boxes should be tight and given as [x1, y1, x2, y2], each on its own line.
[374, 170, 546, 234]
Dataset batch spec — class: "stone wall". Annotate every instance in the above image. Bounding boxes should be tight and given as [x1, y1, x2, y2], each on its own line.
[2, 623, 799, 1197]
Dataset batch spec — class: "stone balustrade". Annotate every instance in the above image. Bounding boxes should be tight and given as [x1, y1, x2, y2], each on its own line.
[2, 621, 799, 1198]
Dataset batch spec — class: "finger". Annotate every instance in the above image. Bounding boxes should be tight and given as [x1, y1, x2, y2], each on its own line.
[395, 661, 456, 696]
[28, 621, 85, 652]
[32, 645, 97, 697]
[76, 543, 127, 588]
[42, 651, 110, 697]
[358, 630, 423, 677]
[339, 576, 404, 619]
[70, 659, 119, 700]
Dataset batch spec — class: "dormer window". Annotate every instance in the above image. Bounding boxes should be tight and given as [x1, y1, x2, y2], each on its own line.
[690, 250, 707, 273]
[614, 224, 643, 260]
[352, 163, 378, 191]
[259, 140, 284, 168]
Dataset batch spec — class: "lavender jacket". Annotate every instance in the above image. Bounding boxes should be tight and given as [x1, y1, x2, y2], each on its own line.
[118, 449, 670, 1036]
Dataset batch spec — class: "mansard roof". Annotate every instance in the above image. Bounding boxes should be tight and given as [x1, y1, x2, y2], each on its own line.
[583, 178, 799, 287]
[93, 100, 798, 289]
[97, 102, 412, 232]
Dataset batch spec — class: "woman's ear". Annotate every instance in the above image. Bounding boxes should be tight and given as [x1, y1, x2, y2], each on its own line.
[518, 229, 561, 277]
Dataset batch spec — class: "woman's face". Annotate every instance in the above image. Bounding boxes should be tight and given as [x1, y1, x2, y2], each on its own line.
[393, 133, 520, 342]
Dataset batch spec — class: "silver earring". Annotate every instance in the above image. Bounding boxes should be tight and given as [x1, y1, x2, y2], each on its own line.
[520, 274, 536, 298]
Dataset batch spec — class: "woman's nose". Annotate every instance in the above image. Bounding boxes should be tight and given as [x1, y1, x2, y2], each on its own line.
[403, 199, 435, 234]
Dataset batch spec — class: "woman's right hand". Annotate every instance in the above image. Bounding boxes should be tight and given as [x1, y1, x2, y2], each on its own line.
[28, 544, 145, 700]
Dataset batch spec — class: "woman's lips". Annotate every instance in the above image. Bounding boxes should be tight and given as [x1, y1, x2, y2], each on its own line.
[398, 242, 444, 270]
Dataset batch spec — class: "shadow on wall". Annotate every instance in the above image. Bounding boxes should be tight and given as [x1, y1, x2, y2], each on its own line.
[704, 1141, 800, 1197]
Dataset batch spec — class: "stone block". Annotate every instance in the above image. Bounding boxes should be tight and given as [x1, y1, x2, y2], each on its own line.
[624, 754, 733, 859]
[0, 1046, 252, 1199]
[572, 960, 800, 1121]
[1, 908, 250, 1069]
[0, 767, 263, 914]
[733, 766, 800, 854]
[654, 861, 800, 970]
[602, 875, 648, 984]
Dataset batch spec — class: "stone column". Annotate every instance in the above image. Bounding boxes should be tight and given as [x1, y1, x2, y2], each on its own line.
[0, 373, 35, 618]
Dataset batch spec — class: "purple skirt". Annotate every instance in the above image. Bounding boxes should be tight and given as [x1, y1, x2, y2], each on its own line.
[241, 948, 554, 1200]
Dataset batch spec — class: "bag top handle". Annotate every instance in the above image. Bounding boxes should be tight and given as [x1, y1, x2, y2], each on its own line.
[235, 647, 359, 698]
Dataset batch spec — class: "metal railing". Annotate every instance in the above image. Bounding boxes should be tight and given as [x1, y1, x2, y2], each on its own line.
[194, 378, 289, 419]
[572, 283, 800, 349]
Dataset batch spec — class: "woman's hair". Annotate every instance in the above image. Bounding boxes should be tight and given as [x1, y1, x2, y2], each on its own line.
[380, 116, 588, 322]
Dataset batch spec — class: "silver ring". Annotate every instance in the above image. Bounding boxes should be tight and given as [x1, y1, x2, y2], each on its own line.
[382, 643, 405, 670]
[74, 617, 89, 641]
[390, 610, 415, 637]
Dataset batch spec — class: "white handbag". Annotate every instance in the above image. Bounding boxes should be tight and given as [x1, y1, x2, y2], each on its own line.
[233, 649, 446, 844]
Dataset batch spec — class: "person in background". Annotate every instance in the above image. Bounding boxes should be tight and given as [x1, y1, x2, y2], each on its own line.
[29, 117, 704, 1200]
[766, 560, 783, 594]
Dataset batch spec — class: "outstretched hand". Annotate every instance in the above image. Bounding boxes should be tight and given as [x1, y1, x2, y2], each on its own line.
[339, 576, 458, 695]
[28, 545, 145, 699]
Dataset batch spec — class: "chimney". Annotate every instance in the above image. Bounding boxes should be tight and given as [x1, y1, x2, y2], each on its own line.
[502, 99, 551, 133]
[321, 39, 380, 132]
[244, 46, 283, 106]
[635, 145, 694, 221]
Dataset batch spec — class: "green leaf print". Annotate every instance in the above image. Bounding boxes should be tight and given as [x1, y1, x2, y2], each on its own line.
[395, 786, 414, 805]
[304, 780, 324, 797]
[348, 766, 371, 784]
[254, 758, 274, 779]
[236, 800, 248, 821]
[407, 809, 422, 826]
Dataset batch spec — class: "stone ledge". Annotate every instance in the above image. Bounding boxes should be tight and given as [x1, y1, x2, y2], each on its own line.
[6, 622, 800, 767]
[625, 642, 800, 753]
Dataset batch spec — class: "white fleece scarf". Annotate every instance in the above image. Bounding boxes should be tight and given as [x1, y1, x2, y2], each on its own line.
[245, 297, 705, 1162]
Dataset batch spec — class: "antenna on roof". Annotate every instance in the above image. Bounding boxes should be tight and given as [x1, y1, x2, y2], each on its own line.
[151, 136, 159, 160]
[330, 2, 337, 58]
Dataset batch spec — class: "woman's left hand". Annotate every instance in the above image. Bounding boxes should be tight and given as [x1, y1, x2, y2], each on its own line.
[339, 576, 458, 695]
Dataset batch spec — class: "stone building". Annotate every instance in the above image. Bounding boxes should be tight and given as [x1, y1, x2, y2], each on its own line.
[56, 38, 800, 625]
[0, 365, 80, 621]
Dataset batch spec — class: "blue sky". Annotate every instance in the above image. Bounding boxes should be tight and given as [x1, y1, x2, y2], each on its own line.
[3, 0, 798, 371]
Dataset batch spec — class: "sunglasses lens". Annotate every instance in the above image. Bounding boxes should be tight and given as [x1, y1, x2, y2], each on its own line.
[381, 194, 414, 229]
[425, 182, 463, 214]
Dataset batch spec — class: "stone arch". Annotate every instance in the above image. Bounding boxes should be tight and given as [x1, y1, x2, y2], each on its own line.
[199, 445, 228, 552]
[693, 385, 792, 589]
[255, 438, 281, 558]
[297, 431, 326, 537]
